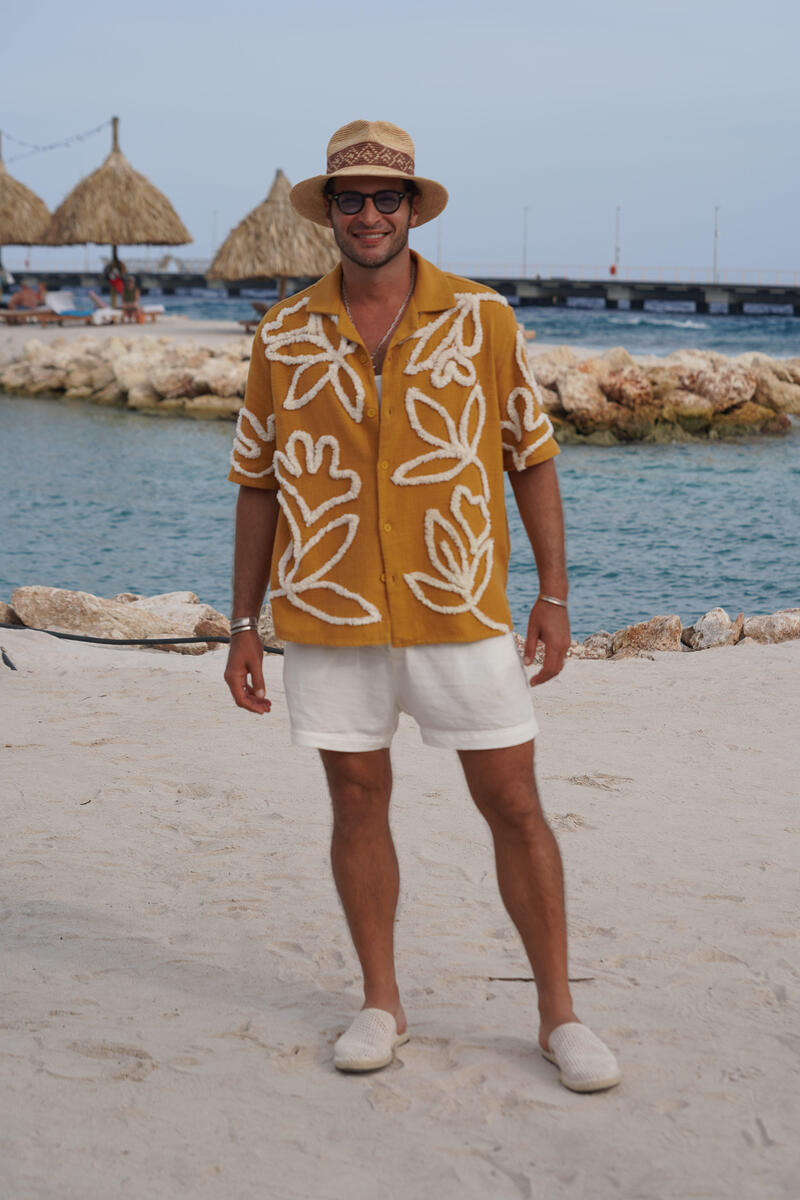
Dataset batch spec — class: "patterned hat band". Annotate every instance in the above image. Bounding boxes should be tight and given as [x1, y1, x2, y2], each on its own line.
[326, 141, 414, 177]
[290, 121, 448, 228]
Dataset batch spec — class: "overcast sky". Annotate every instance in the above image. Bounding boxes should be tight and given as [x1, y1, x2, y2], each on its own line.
[3, 0, 798, 279]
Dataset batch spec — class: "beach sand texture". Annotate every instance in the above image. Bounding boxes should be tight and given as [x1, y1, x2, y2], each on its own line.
[2, 630, 798, 1199]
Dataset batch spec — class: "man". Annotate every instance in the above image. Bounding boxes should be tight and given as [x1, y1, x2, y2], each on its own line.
[8, 279, 46, 310]
[225, 120, 620, 1093]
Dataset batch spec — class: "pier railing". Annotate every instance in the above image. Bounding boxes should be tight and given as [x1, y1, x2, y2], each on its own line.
[444, 263, 800, 287]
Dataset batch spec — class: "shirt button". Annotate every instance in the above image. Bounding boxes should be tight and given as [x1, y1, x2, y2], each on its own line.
[383, 522, 392, 533]
[358, 351, 368, 364]
[380, 572, 386, 582]
[367, 407, 377, 419]
[379, 460, 389, 470]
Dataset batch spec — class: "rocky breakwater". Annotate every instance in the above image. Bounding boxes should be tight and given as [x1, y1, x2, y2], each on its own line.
[2, 586, 283, 656]
[1, 334, 799, 441]
[511, 606, 800, 663]
[527, 346, 800, 442]
[4, 587, 230, 654]
[3, 588, 797, 661]
[0, 333, 251, 420]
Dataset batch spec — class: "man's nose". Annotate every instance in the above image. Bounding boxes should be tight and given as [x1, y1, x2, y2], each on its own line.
[358, 196, 383, 221]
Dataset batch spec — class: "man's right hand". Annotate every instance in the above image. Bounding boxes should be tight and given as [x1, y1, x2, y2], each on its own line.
[224, 630, 271, 714]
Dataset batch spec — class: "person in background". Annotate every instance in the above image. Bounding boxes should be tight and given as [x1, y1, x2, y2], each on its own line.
[8, 280, 46, 310]
[104, 257, 126, 308]
[121, 275, 141, 322]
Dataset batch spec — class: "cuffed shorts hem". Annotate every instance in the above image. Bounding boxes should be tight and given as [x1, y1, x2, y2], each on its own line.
[420, 715, 539, 750]
[290, 727, 396, 752]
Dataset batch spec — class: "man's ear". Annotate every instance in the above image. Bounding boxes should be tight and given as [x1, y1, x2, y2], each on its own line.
[323, 195, 333, 228]
[409, 192, 420, 229]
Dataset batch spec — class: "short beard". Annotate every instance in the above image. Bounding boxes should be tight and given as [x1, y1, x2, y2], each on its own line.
[331, 220, 411, 270]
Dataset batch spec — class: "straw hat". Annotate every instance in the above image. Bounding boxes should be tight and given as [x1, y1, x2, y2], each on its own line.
[290, 120, 448, 228]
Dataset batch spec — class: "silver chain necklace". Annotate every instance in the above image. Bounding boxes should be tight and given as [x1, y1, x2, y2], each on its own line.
[342, 262, 416, 368]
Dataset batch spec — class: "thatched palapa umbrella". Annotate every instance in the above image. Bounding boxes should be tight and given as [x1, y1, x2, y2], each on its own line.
[207, 169, 338, 300]
[0, 132, 51, 268]
[44, 116, 191, 269]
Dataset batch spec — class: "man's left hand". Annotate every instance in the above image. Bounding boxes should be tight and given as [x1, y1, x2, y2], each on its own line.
[523, 599, 571, 686]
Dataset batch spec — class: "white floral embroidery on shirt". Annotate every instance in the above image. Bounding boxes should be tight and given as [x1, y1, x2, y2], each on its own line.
[271, 431, 379, 627]
[403, 486, 508, 632]
[231, 407, 275, 478]
[404, 291, 507, 389]
[501, 331, 555, 470]
[391, 385, 488, 493]
[394, 291, 522, 633]
[260, 297, 365, 421]
[274, 431, 361, 526]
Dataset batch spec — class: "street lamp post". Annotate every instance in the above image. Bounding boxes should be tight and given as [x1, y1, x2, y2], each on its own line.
[614, 205, 621, 275]
[522, 205, 529, 278]
[713, 206, 720, 283]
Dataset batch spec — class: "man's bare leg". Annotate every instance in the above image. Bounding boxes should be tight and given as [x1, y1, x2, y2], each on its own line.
[319, 748, 406, 1033]
[458, 740, 577, 1050]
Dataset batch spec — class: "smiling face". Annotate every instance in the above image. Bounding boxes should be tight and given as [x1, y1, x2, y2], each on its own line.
[325, 174, 419, 270]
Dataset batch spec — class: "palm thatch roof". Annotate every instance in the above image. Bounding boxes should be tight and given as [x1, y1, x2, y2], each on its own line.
[0, 134, 51, 248]
[44, 117, 191, 248]
[207, 169, 338, 282]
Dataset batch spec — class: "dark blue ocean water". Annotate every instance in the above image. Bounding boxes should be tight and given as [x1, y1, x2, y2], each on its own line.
[2, 394, 797, 640]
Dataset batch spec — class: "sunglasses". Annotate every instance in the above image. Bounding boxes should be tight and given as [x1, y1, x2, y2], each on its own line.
[329, 189, 411, 215]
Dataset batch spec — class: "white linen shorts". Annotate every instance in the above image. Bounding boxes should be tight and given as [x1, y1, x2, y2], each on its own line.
[282, 633, 538, 752]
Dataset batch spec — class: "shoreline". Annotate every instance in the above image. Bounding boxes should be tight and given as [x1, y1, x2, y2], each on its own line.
[1, 317, 799, 441]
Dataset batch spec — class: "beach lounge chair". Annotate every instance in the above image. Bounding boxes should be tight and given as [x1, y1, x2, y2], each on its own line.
[139, 302, 165, 322]
[0, 291, 123, 327]
[87, 291, 165, 323]
[0, 291, 100, 326]
[0, 303, 51, 325]
[87, 291, 122, 325]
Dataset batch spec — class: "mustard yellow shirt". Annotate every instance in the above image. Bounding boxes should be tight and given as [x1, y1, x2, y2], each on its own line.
[228, 253, 558, 647]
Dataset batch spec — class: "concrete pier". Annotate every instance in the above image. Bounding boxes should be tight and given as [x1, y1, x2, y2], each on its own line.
[15, 270, 800, 316]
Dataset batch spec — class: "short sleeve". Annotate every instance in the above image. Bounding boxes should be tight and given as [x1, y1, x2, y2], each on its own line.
[227, 323, 279, 489]
[496, 312, 559, 472]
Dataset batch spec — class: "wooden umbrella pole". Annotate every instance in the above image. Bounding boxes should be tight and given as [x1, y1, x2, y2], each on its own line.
[109, 119, 121, 283]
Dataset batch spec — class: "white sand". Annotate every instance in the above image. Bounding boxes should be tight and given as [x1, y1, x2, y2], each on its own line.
[2, 630, 797, 1197]
[0, 315, 254, 355]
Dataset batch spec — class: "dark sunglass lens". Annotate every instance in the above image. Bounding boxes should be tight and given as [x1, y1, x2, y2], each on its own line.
[335, 192, 364, 214]
[374, 191, 403, 213]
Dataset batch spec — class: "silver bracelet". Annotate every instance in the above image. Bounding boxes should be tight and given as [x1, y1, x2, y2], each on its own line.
[538, 594, 568, 609]
[230, 616, 260, 635]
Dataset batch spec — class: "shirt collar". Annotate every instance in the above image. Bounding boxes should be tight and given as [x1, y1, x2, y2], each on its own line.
[305, 251, 456, 322]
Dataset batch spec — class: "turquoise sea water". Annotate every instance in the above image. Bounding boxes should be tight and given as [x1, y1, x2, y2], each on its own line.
[1, 394, 797, 641]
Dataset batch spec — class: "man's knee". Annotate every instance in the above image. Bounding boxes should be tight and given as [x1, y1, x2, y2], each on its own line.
[475, 779, 548, 838]
[320, 750, 392, 826]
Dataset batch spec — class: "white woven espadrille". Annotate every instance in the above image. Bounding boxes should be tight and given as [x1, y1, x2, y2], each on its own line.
[333, 1008, 409, 1072]
[542, 1022, 621, 1093]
